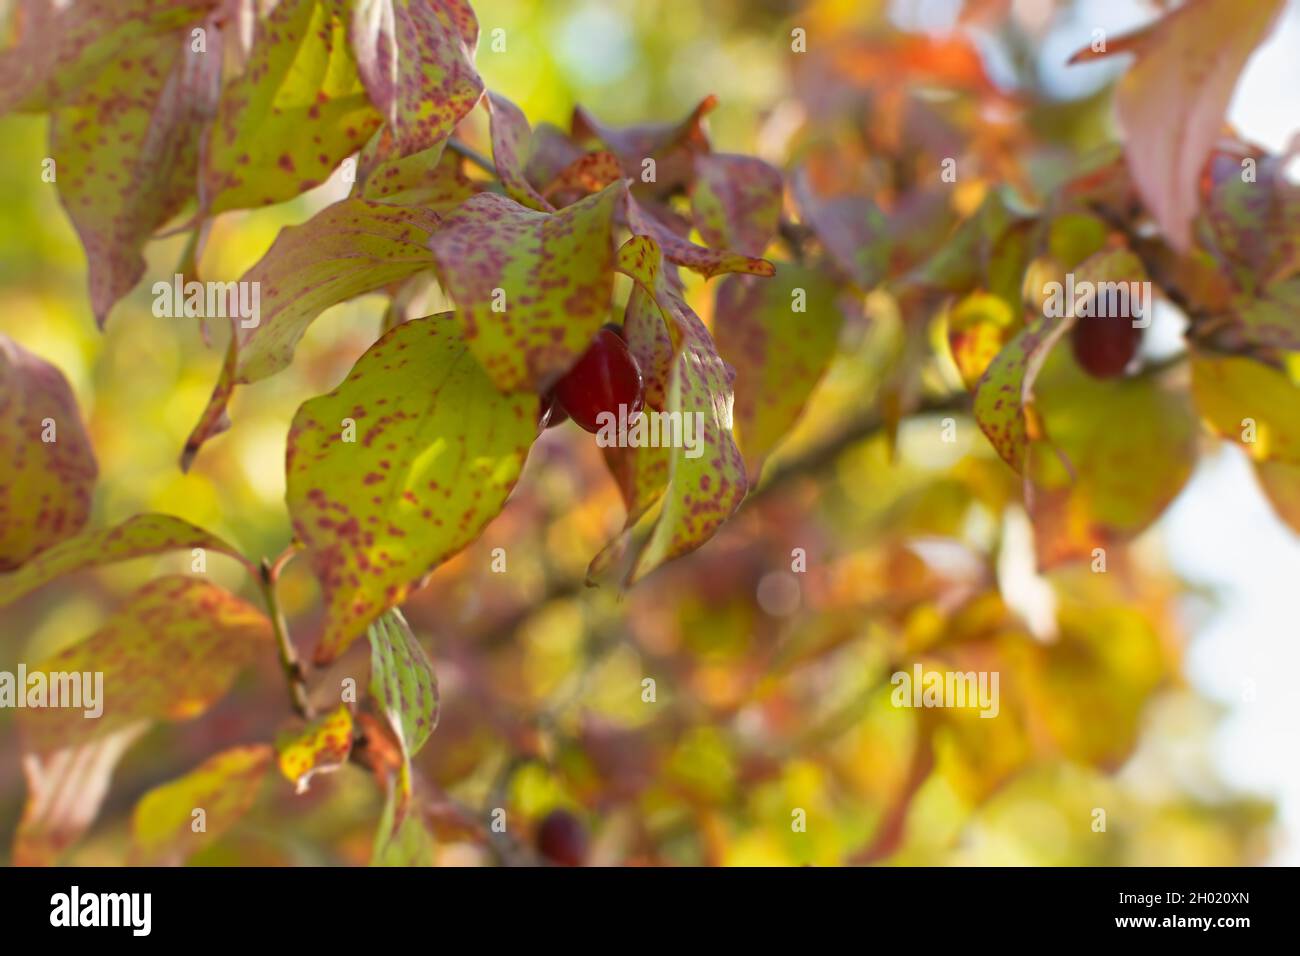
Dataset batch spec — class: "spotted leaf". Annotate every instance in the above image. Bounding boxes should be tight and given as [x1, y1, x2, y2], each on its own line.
[344, 0, 483, 157]
[0, 335, 97, 571]
[427, 183, 624, 392]
[276, 704, 354, 793]
[690, 153, 783, 257]
[625, 194, 774, 280]
[286, 314, 536, 663]
[203, 0, 381, 214]
[131, 744, 273, 865]
[367, 609, 437, 808]
[486, 91, 553, 212]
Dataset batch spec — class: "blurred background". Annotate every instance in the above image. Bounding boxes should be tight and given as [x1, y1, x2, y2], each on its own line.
[0, 0, 1295, 865]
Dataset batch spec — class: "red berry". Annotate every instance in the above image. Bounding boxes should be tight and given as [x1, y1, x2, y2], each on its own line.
[553, 328, 644, 433]
[535, 809, 587, 866]
[1070, 316, 1142, 379]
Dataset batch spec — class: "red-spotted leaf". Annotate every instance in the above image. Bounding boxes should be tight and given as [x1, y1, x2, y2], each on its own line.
[541, 150, 623, 206]
[368, 609, 437, 803]
[1229, 280, 1300, 352]
[573, 95, 716, 197]
[486, 91, 553, 212]
[345, 0, 483, 157]
[1202, 150, 1300, 292]
[1070, 0, 1286, 252]
[276, 704, 354, 793]
[713, 264, 841, 481]
[0, 513, 252, 608]
[0, 335, 97, 571]
[609, 237, 748, 583]
[203, 0, 381, 214]
[236, 199, 443, 383]
[181, 320, 238, 471]
[523, 122, 585, 190]
[0, 0, 211, 113]
[946, 291, 1019, 390]
[15, 722, 148, 866]
[427, 183, 624, 392]
[356, 131, 480, 208]
[19, 576, 272, 754]
[625, 193, 774, 280]
[286, 314, 536, 663]
[131, 744, 273, 865]
[50, 26, 221, 325]
[690, 153, 783, 257]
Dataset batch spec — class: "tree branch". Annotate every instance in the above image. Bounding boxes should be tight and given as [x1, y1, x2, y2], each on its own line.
[259, 555, 313, 720]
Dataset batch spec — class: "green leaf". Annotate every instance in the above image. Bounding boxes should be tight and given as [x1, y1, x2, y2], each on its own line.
[203, 0, 381, 214]
[236, 199, 444, 383]
[486, 91, 554, 212]
[0, 0, 211, 113]
[371, 783, 434, 865]
[131, 744, 273, 865]
[345, 0, 483, 157]
[1027, 349, 1197, 567]
[611, 237, 748, 583]
[368, 609, 438, 765]
[1191, 354, 1300, 464]
[19, 575, 272, 754]
[690, 153, 783, 257]
[713, 265, 840, 481]
[0, 513, 252, 609]
[427, 183, 625, 392]
[276, 704, 354, 793]
[286, 314, 536, 662]
[15, 722, 148, 866]
[50, 31, 220, 325]
[0, 335, 97, 571]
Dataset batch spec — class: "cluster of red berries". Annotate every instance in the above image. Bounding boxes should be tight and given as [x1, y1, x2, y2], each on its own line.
[541, 324, 645, 432]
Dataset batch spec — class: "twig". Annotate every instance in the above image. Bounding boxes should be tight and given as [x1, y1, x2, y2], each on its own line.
[447, 138, 497, 178]
[259, 555, 314, 720]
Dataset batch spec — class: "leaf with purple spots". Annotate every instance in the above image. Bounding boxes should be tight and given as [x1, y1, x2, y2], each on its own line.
[606, 237, 748, 583]
[236, 198, 444, 382]
[203, 0, 381, 214]
[19, 575, 272, 755]
[713, 264, 841, 482]
[0, 335, 97, 572]
[367, 609, 437, 803]
[625, 193, 774, 280]
[286, 314, 536, 662]
[131, 744, 273, 865]
[355, 129, 480, 208]
[49, 26, 221, 326]
[486, 91, 554, 212]
[541, 150, 624, 207]
[276, 704, 354, 794]
[427, 183, 625, 392]
[344, 0, 483, 158]
[0, 0, 211, 113]
[690, 153, 783, 258]
[0, 512, 253, 609]
[573, 95, 716, 198]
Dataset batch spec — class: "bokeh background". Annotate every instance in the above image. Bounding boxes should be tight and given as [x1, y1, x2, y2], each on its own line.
[0, 0, 1295, 865]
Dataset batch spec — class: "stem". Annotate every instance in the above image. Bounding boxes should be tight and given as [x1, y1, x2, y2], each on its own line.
[259, 556, 313, 720]
[447, 138, 497, 178]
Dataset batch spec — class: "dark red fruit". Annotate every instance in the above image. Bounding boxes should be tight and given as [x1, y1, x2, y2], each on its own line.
[1070, 316, 1142, 379]
[535, 808, 587, 866]
[552, 327, 644, 433]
